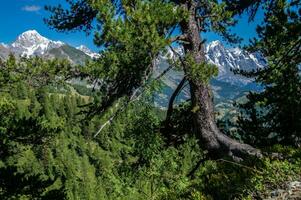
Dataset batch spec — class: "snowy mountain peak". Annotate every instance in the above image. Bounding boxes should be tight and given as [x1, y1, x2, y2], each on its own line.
[209, 40, 222, 47]
[230, 47, 243, 55]
[11, 30, 64, 56]
[18, 30, 43, 39]
[158, 40, 266, 85]
[206, 40, 225, 51]
[76, 45, 91, 53]
[205, 41, 265, 84]
[1, 30, 100, 61]
[13, 30, 49, 47]
[22, 30, 39, 35]
[76, 45, 100, 58]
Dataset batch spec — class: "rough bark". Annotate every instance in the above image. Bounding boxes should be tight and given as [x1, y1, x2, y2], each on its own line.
[179, 1, 261, 161]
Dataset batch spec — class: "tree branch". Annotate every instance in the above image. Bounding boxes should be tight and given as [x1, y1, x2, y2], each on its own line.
[93, 54, 176, 137]
[169, 34, 189, 44]
[165, 76, 187, 129]
[187, 156, 208, 178]
[168, 45, 186, 69]
[196, 14, 218, 20]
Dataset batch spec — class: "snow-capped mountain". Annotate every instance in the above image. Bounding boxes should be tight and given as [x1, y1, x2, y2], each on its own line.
[205, 40, 265, 85]
[154, 41, 265, 106]
[1, 42, 8, 48]
[158, 41, 265, 86]
[0, 30, 264, 105]
[0, 30, 98, 64]
[1, 30, 264, 85]
[76, 45, 100, 58]
[10, 30, 64, 56]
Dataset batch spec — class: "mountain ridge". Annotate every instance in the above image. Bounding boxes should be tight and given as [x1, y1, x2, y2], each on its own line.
[0, 30, 97, 64]
[0, 30, 264, 105]
[160, 41, 265, 86]
[10, 30, 64, 56]
[1, 30, 265, 82]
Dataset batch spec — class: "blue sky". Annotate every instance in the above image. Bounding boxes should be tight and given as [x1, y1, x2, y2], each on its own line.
[0, 0, 263, 51]
[0, 0, 96, 50]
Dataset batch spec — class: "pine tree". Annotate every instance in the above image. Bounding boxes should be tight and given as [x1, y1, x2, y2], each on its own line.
[45, 0, 262, 161]
[233, 0, 301, 147]
[0, 56, 110, 199]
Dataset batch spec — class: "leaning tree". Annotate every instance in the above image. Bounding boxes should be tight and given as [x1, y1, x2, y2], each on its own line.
[45, 0, 262, 161]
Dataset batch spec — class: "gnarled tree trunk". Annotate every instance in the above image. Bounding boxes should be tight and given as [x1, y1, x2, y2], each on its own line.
[178, 1, 261, 161]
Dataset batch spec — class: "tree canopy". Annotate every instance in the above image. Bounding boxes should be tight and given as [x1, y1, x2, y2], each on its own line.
[0, 0, 300, 199]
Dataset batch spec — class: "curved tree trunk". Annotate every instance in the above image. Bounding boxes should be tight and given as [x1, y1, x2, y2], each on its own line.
[179, 1, 261, 161]
[165, 77, 187, 128]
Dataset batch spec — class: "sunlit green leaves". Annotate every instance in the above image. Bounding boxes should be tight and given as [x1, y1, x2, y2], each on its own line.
[185, 53, 218, 84]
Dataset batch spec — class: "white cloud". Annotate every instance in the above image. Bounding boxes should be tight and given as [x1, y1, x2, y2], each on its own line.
[22, 5, 41, 12]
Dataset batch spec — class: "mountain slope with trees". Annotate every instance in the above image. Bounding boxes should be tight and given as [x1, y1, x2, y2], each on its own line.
[0, 0, 300, 199]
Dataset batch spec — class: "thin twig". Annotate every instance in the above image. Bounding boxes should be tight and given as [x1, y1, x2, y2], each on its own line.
[169, 45, 186, 69]
[170, 34, 189, 43]
[216, 159, 263, 174]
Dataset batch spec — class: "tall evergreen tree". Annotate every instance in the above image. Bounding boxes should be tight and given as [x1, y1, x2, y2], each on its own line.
[45, 0, 261, 161]
[232, 0, 301, 147]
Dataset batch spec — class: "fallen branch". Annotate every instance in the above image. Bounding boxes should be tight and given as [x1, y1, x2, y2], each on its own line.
[93, 115, 115, 137]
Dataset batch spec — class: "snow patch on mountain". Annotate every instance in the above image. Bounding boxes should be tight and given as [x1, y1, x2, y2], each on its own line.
[158, 41, 266, 85]
[1, 30, 265, 87]
[10, 30, 64, 57]
[76, 45, 100, 58]
[205, 40, 265, 85]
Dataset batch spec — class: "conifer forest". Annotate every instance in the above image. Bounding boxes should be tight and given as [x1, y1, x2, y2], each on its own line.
[0, 0, 300, 199]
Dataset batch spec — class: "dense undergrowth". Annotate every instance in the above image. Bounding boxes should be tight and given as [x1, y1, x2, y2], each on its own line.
[0, 57, 300, 199]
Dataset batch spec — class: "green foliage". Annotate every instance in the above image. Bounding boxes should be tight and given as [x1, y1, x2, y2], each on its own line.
[185, 54, 218, 84]
[236, 0, 301, 147]
[1, 0, 300, 199]
[1, 55, 301, 200]
[0, 56, 204, 200]
[0, 57, 106, 199]
[74, 0, 185, 115]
